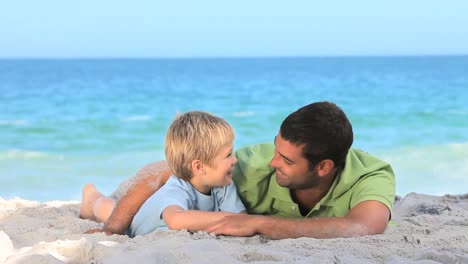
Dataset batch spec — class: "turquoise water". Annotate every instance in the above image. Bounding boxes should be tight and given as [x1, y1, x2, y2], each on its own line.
[1, 56, 467, 201]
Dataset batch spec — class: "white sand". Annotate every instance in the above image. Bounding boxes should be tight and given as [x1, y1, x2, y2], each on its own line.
[1, 193, 468, 264]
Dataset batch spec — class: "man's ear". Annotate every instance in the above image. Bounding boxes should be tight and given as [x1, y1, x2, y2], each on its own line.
[191, 160, 205, 175]
[316, 159, 335, 177]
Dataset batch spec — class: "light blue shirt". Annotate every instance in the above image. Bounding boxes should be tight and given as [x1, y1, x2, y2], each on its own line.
[129, 175, 245, 237]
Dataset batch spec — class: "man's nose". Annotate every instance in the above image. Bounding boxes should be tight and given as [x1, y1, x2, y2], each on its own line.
[270, 153, 278, 168]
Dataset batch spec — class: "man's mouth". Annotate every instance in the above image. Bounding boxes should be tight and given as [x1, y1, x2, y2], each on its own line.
[276, 169, 286, 178]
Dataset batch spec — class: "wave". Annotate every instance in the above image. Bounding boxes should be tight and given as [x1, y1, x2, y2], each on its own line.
[122, 115, 152, 122]
[0, 119, 28, 126]
[232, 111, 255, 117]
[378, 142, 468, 195]
[446, 109, 467, 115]
[0, 149, 63, 160]
[381, 142, 468, 166]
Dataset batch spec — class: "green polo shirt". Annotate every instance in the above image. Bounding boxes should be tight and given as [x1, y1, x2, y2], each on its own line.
[232, 143, 395, 218]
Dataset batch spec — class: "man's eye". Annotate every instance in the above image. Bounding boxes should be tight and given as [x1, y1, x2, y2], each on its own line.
[284, 159, 292, 165]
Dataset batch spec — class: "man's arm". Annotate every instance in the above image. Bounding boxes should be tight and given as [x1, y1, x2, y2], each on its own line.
[163, 206, 246, 232]
[103, 160, 172, 234]
[205, 200, 390, 239]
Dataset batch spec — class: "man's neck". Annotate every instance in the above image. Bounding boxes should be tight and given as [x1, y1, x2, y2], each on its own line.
[291, 171, 338, 216]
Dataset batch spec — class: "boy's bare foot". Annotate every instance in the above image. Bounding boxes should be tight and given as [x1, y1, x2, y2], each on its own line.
[93, 197, 116, 222]
[79, 183, 105, 220]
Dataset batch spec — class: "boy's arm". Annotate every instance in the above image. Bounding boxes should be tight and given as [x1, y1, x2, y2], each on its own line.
[162, 205, 245, 232]
[103, 160, 172, 234]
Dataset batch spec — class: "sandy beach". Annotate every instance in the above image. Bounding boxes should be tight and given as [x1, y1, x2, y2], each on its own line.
[0, 193, 467, 264]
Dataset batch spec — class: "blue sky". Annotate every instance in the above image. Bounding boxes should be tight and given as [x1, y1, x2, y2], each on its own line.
[1, 1, 467, 58]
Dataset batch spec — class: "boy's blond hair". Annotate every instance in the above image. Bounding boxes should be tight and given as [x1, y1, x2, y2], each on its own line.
[165, 111, 235, 181]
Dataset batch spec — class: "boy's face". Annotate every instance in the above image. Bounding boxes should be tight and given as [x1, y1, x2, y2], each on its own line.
[204, 142, 237, 187]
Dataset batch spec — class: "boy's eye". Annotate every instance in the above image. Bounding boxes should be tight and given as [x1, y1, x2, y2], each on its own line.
[226, 152, 232, 158]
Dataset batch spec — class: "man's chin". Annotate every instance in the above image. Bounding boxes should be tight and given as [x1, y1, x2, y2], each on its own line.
[275, 175, 289, 187]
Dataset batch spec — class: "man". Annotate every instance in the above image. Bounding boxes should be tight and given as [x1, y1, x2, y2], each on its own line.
[88, 101, 395, 239]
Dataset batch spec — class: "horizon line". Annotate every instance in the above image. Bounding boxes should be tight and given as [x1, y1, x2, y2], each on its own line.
[1, 53, 468, 60]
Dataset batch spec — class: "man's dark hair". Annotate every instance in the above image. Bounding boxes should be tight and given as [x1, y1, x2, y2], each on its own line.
[280, 101, 353, 170]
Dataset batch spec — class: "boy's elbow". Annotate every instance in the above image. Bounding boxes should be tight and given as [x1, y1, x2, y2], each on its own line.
[162, 206, 188, 230]
[165, 221, 180, 230]
[164, 215, 184, 230]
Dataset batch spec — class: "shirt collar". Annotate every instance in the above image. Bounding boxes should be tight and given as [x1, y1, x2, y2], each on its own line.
[268, 170, 342, 209]
[268, 171, 294, 202]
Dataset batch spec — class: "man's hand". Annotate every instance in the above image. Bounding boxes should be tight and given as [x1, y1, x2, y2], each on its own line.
[206, 201, 391, 239]
[204, 214, 263, 237]
[84, 228, 113, 236]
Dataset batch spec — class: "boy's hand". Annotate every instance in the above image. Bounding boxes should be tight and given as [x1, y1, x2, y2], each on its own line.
[204, 214, 261, 237]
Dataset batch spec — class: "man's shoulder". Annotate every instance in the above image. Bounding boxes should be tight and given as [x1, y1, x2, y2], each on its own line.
[345, 148, 393, 173]
[337, 149, 396, 213]
[335, 148, 395, 196]
[235, 143, 275, 159]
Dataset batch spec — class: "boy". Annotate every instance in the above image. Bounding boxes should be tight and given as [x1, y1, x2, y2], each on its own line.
[80, 111, 245, 237]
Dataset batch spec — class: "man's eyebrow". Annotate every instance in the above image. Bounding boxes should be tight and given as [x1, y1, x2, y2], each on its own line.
[273, 136, 294, 164]
[279, 152, 294, 164]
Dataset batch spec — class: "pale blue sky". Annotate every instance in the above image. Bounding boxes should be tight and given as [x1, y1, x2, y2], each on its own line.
[1, 0, 467, 58]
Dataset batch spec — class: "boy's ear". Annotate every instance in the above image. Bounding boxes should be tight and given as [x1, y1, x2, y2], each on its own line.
[191, 160, 205, 175]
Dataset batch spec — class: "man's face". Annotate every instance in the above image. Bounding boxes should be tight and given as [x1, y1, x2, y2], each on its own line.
[270, 133, 319, 189]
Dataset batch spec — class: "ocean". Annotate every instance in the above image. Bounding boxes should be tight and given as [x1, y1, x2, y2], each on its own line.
[1, 56, 467, 201]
